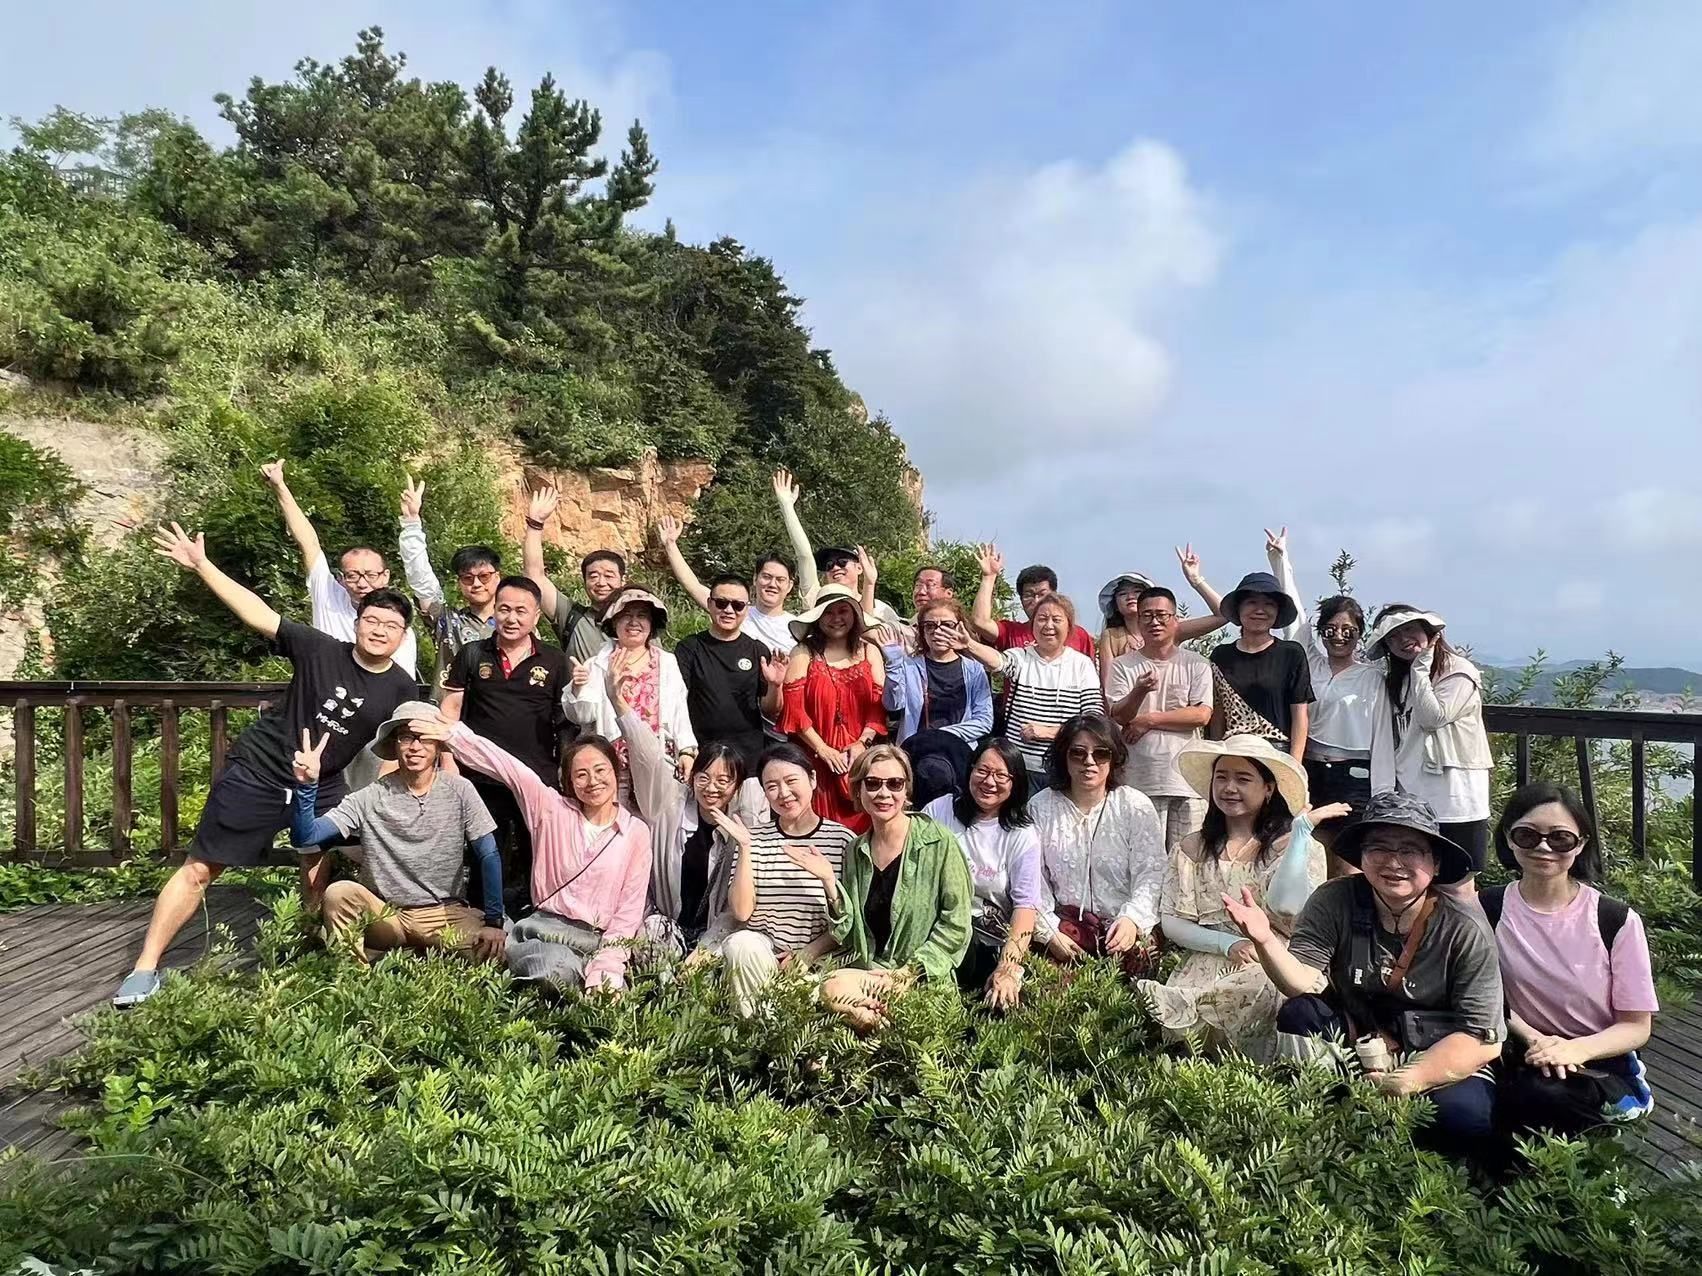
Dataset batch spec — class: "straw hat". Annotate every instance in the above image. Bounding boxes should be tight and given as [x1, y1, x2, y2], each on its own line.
[372, 700, 444, 761]
[1097, 571, 1155, 623]
[1364, 606, 1447, 661]
[788, 584, 881, 641]
[1176, 734, 1309, 816]
[600, 588, 670, 636]
[1333, 790, 1474, 885]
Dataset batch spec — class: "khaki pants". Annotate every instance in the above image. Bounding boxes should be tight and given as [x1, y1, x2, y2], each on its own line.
[1152, 795, 1207, 855]
[322, 880, 485, 959]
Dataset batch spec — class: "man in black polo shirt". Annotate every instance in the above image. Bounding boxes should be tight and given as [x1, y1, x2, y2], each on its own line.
[442, 576, 572, 917]
[673, 573, 786, 772]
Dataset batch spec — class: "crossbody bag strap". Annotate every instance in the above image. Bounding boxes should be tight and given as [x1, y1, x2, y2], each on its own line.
[537, 825, 622, 916]
[1383, 893, 1438, 992]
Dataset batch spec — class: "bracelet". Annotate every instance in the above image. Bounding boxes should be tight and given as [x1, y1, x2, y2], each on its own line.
[525, 517, 546, 531]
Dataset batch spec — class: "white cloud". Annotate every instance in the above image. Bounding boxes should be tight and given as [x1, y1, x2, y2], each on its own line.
[1601, 487, 1702, 550]
[817, 139, 1221, 480]
[1555, 579, 1606, 616]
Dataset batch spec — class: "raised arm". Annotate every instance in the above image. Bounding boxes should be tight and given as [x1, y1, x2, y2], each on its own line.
[1222, 888, 1329, 998]
[1264, 808, 1340, 918]
[153, 523, 281, 638]
[969, 542, 1003, 643]
[521, 483, 565, 620]
[655, 515, 710, 611]
[260, 459, 324, 575]
[616, 670, 682, 823]
[288, 733, 343, 847]
[397, 473, 446, 621]
[855, 545, 880, 618]
[772, 468, 820, 604]
[1266, 527, 1314, 649]
[1175, 544, 1225, 638]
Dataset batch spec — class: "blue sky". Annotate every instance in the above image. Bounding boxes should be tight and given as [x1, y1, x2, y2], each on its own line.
[6, 1, 1700, 665]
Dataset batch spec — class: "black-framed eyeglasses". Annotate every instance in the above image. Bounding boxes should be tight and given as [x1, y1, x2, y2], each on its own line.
[341, 569, 388, 583]
[1137, 610, 1175, 623]
[1508, 826, 1583, 853]
[969, 766, 1012, 785]
[1067, 746, 1112, 764]
[709, 596, 748, 612]
[861, 775, 907, 793]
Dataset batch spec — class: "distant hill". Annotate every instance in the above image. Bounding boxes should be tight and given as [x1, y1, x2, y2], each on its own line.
[1486, 662, 1701, 708]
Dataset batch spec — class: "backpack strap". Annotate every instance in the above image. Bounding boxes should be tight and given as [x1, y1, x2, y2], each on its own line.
[1596, 892, 1630, 953]
[1479, 883, 1506, 929]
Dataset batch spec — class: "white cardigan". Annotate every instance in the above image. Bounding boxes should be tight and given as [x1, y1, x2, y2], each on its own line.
[565, 641, 698, 760]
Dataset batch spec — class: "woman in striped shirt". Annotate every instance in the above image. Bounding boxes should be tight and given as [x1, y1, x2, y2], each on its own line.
[700, 742, 856, 1014]
[964, 593, 1103, 790]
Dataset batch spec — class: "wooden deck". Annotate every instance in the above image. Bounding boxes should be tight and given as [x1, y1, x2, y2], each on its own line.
[0, 887, 269, 1163]
[0, 890, 1698, 1176]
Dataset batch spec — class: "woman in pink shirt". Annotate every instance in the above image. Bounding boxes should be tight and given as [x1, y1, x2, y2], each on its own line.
[413, 716, 652, 992]
[1483, 782, 1658, 1136]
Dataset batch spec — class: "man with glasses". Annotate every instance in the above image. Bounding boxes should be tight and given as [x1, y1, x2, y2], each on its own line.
[397, 473, 502, 694]
[113, 522, 418, 1007]
[673, 573, 787, 772]
[1106, 587, 1214, 851]
[261, 459, 420, 676]
[441, 576, 572, 917]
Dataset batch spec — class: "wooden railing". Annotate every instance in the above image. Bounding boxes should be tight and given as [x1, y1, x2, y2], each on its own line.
[3, 683, 1699, 880]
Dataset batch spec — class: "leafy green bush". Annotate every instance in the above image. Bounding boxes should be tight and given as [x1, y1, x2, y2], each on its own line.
[2, 912, 1698, 1274]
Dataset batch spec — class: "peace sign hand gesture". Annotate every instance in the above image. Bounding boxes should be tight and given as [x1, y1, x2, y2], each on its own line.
[1175, 543, 1205, 588]
[292, 730, 331, 785]
[1264, 526, 1287, 558]
[400, 473, 426, 521]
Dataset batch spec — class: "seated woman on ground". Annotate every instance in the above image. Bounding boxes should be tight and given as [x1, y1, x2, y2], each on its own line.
[1223, 790, 1505, 1160]
[289, 703, 507, 964]
[786, 745, 973, 1031]
[610, 666, 767, 962]
[410, 716, 652, 993]
[695, 742, 857, 1015]
[1030, 714, 1164, 976]
[1136, 734, 1344, 1060]
[1484, 781, 1657, 1137]
[879, 599, 994, 806]
[924, 737, 1043, 1010]
[567, 588, 698, 794]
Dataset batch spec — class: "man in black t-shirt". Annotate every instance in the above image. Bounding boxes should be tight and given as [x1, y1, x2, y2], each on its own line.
[441, 576, 572, 916]
[673, 573, 786, 772]
[114, 522, 417, 1008]
[1211, 571, 1316, 762]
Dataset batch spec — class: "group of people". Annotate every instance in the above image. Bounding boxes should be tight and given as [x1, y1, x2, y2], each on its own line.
[110, 463, 1660, 1164]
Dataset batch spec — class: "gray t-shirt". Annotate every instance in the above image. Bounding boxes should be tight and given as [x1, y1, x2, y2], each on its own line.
[1286, 877, 1505, 1044]
[549, 595, 608, 665]
[326, 773, 497, 909]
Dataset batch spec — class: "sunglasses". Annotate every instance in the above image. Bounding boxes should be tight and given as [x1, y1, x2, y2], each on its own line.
[1067, 746, 1113, 764]
[1320, 625, 1360, 639]
[920, 619, 958, 631]
[861, 775, 907, 793]
[709, 597, 748, 612]
[1508, 826, 1583, 854]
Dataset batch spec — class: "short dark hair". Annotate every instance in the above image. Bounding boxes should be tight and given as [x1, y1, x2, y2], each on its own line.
[692, 741, 747, 790]
[581, 550, 626, 577]
[1135, 586, 1177, 609]
[815, 545, 857, 573]
[913, 564, 954, 591]
[759, 741, 819, 782]
[752, 552, 793, 580]
[356, 588, 413, 626]
[953, 736, 1032, 831]
[1045, 713, 1127, 791]
[450, 545, 501, 576]
[1015, 564, 1058, 595]
[339, 546, 386, 568]
[708, 572, 750, 595]
[494, 575, 542, 604]
[1495, 781, 1602, 882]
[1317, 595, 1365, 639]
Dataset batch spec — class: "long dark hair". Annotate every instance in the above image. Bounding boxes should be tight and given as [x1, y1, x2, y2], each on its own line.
[1376, 603, 1454, 709]
[1494, 781, 1602, 883]
[1198, 756, 1293, 865]
[802, 597, 868, 657]
[953, 736, 1033, 830]
[1045, 713, 1127, 792]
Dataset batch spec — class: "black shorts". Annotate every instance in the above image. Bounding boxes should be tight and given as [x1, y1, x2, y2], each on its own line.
[191, 760, 342, 867]
[1303, 758, 1371, 820]
[1439, 819, 1489, 872]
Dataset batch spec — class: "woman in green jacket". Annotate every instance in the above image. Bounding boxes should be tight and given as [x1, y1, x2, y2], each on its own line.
[785, 743, 973, 1030]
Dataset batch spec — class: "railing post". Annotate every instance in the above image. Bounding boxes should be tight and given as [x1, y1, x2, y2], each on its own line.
[13, 701, 35, 857]
[210, 702, 229, 778]
[1630, 736, 1647, 860]
[111, 700, 133, 856]
[1693, 746, 1702, 891]
[160, 701, 180, 855]
[63, 701, 85, 856]
[1573, 736, 1599, 852]
[1515, 733, 1531, 787]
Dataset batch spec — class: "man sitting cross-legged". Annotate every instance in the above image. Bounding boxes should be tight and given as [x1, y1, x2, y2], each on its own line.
[289, 706, 506, 962]
[113, 522, 418, 1007]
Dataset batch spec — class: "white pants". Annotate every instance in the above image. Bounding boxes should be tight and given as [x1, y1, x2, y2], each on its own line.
[720, 928, 780, 1016]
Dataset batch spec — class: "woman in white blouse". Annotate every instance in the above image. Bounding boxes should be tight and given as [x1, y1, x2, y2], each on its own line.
[1267, 528, 1382, 868]
[1030, 713, 1164, 976]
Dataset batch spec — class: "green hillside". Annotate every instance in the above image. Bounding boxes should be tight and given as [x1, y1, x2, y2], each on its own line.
[0, 26, 926, 682]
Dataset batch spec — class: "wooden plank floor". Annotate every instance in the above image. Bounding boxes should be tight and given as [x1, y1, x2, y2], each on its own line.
[1632, 999, 1702, 1176]
[0, 887, 269, 1161]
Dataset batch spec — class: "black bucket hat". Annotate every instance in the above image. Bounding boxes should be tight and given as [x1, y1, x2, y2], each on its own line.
[1220, 571, 1299, 630]
[1332, 791, 1474, 885]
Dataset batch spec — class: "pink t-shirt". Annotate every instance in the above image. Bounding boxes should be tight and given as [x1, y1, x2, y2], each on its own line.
[1495, 881, 1659, 1038]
